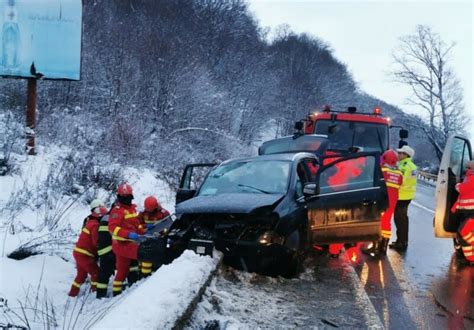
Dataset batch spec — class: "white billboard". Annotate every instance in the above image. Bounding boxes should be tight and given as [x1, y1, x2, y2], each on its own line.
[0, 0, 82, 80]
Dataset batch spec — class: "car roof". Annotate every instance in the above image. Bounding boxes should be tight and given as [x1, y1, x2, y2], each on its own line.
[220, 152, 317, 165]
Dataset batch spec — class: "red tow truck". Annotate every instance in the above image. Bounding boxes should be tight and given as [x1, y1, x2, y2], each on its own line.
[294, 105, 409, 258]
[299, 105, 408, 153]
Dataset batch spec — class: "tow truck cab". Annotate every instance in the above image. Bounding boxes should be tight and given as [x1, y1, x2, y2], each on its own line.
[300, 106, 409, 152]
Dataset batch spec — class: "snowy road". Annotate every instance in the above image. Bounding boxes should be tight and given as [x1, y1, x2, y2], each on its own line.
[188, 256, 380, 329]
[354, 181, 473, 329]
[185, 181, 473, 329]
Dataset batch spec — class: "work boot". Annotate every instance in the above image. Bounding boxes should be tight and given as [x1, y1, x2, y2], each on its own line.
[378, 238, 389, 256]
[389, 241, 408, 251]
[96, 288, 107, 299]
[68, 285, 80, 297]
[361, 241, 379, 257]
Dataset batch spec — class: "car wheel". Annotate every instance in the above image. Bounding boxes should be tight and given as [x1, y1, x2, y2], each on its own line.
[282, 228, 306, 277]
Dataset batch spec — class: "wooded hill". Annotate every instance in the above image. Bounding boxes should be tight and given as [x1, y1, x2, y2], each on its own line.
[0, 0, 437, 186]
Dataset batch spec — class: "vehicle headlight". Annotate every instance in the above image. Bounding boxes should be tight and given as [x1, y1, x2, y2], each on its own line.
[258, 231, 284, 246]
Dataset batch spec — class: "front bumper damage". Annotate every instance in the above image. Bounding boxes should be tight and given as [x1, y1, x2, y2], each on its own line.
[139, 216, 294, 274]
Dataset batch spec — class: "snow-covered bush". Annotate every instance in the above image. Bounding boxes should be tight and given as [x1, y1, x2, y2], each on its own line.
[0, 110, 24, 175]
[33, 151, 123, 230]
[44, 151, 123, 199]
[146, 131, 250, 189]
[7, 228, 75, 260]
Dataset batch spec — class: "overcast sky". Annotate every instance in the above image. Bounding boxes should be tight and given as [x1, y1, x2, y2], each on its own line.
[247, 0, 473, 139]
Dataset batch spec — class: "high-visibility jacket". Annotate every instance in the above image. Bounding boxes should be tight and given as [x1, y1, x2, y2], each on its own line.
[380, 165, 403, 238]
[382, 165, 403, 204]
[451, 171, 474, 212]
[108, 203, 145, 260]
[398, 158, 417, 200]
[138, 208, 170, 225]
[74, 216, 100, 258]
[97, 214, 113, 257]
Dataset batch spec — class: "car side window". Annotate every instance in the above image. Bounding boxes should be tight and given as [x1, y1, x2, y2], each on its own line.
[318, 156, 375, 194]
[450, 137, 472, 181]
[295, 158, 319, 198]
[295, 162, 306, 198]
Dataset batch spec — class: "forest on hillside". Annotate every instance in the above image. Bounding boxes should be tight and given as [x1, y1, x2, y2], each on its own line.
[0, 0, 438, 187]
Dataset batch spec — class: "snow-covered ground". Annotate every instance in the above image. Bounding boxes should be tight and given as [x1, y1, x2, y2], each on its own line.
[92, 250, 222, 329]
[0, 146, 179, 329]
[188, 255, 381, 329]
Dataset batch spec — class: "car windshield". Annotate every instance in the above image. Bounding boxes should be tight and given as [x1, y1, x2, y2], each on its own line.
[314, 120, 388, 152]
[198, 160, 291, 196]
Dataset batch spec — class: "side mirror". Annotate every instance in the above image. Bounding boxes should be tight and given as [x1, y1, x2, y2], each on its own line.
[398, 140, 408, 148]
[399, 129, 408, 139]
[303, 183, 319, 196]
[176, 189, 196, 204]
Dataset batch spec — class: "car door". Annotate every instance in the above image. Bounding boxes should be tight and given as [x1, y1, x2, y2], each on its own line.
[434, 135, 472, 238]
[306, 152, 388, 244]
[176, 163, 216, 204]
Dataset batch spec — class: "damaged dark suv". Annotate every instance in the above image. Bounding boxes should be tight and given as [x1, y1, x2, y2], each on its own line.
[139, 135, 388, 276]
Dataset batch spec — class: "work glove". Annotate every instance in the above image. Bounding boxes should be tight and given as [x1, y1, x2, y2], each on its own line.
[146, 224, 155, 230]
[128, 232, 140, 241]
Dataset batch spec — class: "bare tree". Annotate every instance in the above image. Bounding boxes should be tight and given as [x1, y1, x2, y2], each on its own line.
[392, 25, 469, 160]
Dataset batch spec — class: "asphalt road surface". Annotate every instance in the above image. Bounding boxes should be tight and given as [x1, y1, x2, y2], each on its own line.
[353, 181, 473, 329]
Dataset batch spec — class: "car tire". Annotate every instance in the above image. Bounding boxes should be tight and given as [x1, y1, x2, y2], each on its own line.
[453, 237, 463, 257]
[282, 227, 306, 278]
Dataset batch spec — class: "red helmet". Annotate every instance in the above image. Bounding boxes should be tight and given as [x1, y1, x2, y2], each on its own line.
[92, 206, 108, 217]
[117, 183, 133, 196]
[144, 196, 160, 212]
[382, 149, 398, 166]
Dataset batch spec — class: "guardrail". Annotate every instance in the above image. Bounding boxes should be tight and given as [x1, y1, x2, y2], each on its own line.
[418, 170, 438, 184]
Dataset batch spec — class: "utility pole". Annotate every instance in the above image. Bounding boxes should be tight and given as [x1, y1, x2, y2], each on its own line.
[26, 78, 36, 155]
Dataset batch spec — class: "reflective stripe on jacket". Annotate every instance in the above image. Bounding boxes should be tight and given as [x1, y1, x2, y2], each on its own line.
[138, 208, 171, 224]
[74, 216, 99, 257]
[382, 165, 403, 208]
[108, 203, 145, 259]
[97, 214, 113, 256]
[399, 158, 417, 200]
[452, 171, 474, 212]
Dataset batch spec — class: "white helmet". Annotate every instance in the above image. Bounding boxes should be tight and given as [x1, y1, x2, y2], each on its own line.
[90, 199, 104, 210]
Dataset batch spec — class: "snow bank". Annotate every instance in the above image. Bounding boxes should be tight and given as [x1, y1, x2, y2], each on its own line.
[0, 255, 76, 329]
[91, 250, 222, 329]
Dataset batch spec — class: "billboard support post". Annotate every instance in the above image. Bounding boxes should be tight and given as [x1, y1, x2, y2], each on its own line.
[26, 78, 36, 155]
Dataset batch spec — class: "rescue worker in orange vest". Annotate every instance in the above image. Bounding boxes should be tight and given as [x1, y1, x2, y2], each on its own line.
[362, 149, 403, 257]
[138, 196, 171, 277]
[68, 202, 108, 297]
[108, 183, 146, 296]
[451, 160, 474, 265]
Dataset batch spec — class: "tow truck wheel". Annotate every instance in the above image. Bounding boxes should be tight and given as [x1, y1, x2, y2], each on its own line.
[453, 238, 463, 257]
